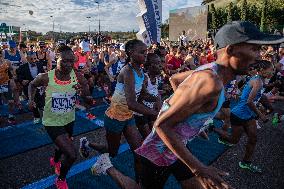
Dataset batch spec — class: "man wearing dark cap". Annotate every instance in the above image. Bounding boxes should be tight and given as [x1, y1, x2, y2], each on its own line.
[133, 21, 284, 189]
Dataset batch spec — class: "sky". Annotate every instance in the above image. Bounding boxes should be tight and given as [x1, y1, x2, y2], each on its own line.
[0, 0, 203, 33]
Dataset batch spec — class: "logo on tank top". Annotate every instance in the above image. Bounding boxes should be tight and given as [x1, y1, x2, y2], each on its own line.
[51, 92, 76, 113]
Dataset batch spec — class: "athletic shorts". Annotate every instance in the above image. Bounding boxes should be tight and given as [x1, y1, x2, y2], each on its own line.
[230, 113, 256, 126]
[222, 100, 231, 109]
[104, 114, 135, 134]
[138, 154, 194, 189]
[45, 122, 74, 141]
[134, 114, 150, 126]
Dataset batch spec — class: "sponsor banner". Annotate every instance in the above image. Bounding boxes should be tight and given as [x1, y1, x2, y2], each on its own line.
[136, 0, 162, 45]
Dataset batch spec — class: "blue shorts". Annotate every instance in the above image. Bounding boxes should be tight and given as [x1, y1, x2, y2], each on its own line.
[104, 114, 136, 134]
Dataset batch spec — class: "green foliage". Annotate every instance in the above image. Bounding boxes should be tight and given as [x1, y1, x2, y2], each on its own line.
[260, 0, 268, 32]
[211, 4, 218, 29]
[207, 0, 283, 33]
[241, 0, 248, 21]
[227, 2, 233, 23]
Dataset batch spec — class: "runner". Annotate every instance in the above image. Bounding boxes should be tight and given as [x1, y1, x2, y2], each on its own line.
[215, 60, 274, 173]
[79, 39, 159, 184]
[2, 40, 25, 119]
[36, 41, 51, 71]
[28, 45, 92, 189]
[104, 44, 126, 95]
[134, 53, 162, 138]
[0, 52, 14, 124]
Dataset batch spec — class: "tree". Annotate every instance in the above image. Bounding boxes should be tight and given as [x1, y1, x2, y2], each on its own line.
[201, 0, 216, 5]
[211, 4, 218, 30]
[260, 0, 268, 32]
[227, 2, 233, 23]
[241, 0, 248, 21]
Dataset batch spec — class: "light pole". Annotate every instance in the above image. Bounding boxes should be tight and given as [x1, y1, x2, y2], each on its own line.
[95, 1, 100, 34]
[50, 15, 55, 42]
[86, 16, 91, 33]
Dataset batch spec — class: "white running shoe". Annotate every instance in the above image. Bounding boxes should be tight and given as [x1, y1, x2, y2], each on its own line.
[256, 121, 261, 129]
[91, 153, 113, 176]
[33, 118, 41, 124]
[79, 137, 91, 158]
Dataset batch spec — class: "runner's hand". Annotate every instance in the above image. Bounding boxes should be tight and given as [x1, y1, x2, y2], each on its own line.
[195, 166, 231, 189]
[28, 100, 36, 110]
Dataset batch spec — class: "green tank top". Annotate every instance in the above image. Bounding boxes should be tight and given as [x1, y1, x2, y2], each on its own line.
[43, 69, 78, 126]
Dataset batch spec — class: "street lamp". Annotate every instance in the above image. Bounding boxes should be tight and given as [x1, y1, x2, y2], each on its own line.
[86, 16, 91, 33]
[50, 15, 55, 42]
[95, 1, 100, 34]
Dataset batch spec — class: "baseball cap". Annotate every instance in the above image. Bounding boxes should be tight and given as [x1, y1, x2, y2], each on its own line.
[215, 21, 284, 49]
[8, 40, 16, 48]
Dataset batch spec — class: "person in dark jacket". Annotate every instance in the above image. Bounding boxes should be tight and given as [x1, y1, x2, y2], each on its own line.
[17, 51, 45, 123]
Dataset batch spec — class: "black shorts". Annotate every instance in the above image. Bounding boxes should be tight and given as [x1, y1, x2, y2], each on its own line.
[230, 113, 256, 125]
[139, 155, 194, 189]
[45, 122, 74, 141]
[134, 115, 150, 126]
[222, 100, 230, 108]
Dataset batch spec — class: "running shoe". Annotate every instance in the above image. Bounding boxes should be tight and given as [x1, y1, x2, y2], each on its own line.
[34, 118, 41, 124]
[79, 137, 91, 158]
[55, 177, 68, 189]
[239, 161, 262, 173]
[218, 137, 234, 147]
[91, 153, 113, 175]
[50, 157, 61, 175]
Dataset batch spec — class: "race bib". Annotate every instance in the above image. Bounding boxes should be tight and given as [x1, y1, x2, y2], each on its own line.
[0, 83, 8, 93]
[51, 92, 76, 113]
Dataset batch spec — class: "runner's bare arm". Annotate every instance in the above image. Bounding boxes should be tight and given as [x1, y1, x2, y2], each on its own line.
[155, 72, 222, 172]
[46, 51, 52, 71]
[28, 73, 48, 102]
[247, 79, 265, 118]
[123, 67, 157, 116]
[169, 70, 194, 91]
